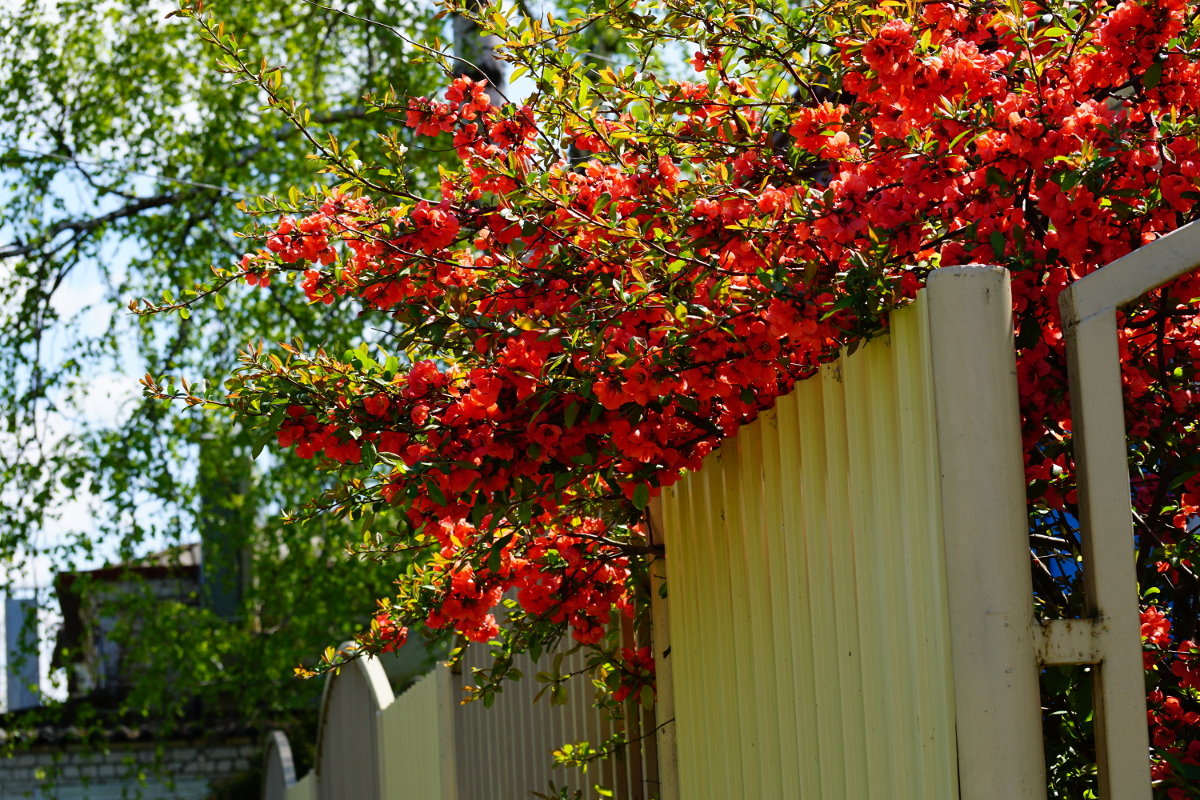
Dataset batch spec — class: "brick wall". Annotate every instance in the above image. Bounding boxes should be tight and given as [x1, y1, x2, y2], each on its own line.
[0, 739, 258, 799]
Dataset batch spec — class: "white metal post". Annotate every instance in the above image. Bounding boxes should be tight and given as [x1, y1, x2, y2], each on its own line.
[927, 265, 1048, 800]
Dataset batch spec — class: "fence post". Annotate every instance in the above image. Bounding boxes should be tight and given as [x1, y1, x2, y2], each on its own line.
[315, 652, 394, 800]
[927, 265, 1047, 800]
[262, 730, 298, 800]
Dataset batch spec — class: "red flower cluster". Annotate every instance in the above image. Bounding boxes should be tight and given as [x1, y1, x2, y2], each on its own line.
[372, 609, 409, 654]
[611, 646, 655, 704]
[1144, 607, 1200, 794]
[419, 517, 632, 645]
[276, 404, 360, 463]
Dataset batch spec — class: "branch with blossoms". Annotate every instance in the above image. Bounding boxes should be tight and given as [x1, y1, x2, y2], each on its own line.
[157, 0, 1200, 790]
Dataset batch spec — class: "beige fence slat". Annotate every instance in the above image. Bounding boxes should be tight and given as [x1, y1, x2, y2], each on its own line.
[792, 372, 841, 799]
[658, 478, 693, 800]
[717, 438, 761, 800]
[285, 773, 316, 800]
[927, 266, 1045, 800]
[895, 299, 958, 797]
[758, 408, 806, 796]
[659, 287, 959, 800]
[842, 343, 893, 799]
[1059, 304, 1149, 800]
[683, 463, 716, 799]
[817, 362, 871, 800]
[680, 461, 713, 800]
[378, 668, 457, 800]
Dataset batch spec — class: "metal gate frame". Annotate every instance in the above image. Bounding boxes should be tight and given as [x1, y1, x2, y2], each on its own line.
[941, 221, 1200, 800]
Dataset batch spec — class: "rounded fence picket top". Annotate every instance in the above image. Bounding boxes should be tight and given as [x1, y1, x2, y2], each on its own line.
[315, 649, 395, 800]
[262, 730, 298, 800]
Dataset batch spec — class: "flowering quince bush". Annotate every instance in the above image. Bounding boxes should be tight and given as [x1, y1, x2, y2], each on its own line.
[142, 0, 1200, 792]
[1142, 608, 1200, 777]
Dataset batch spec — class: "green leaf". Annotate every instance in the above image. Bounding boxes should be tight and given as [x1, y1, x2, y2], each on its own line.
[989, 231, 1006, 259]
[632, 483, 650, 510]
[1142, 61, 1164, 90]
[486, 532, 514, 573]
[426, 481, 448, 507]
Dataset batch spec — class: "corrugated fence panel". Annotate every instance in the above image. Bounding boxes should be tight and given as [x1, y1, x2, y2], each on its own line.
[285, 773, 316, 800]
[379, 668, 455, 800]
[660, 296, 959, 800]
[294, 643, 654, 800]
[896, 297, 958, 797]
[452, 641, 654, 800]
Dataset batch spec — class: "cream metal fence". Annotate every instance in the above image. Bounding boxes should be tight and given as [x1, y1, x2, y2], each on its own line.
[654, 268, 960, 800]
[377, 663, 456, 798]
[452, 642, 656, 800]
[262, 728, 314, 800]
[317, 655, 394, 800]
[264, 638, 655, 800]
[1049, 219, 1200, 799]
[262, 731, 298, 800]
[652, 262, 1166, 800]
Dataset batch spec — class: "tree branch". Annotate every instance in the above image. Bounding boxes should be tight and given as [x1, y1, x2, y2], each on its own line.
[0, 192, 183, 261]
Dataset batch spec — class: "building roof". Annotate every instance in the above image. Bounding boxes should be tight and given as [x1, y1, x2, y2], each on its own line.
[52, 543, 201, 671]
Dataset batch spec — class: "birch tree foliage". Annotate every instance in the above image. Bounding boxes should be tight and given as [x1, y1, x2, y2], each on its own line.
[0, 0, 452, 756]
